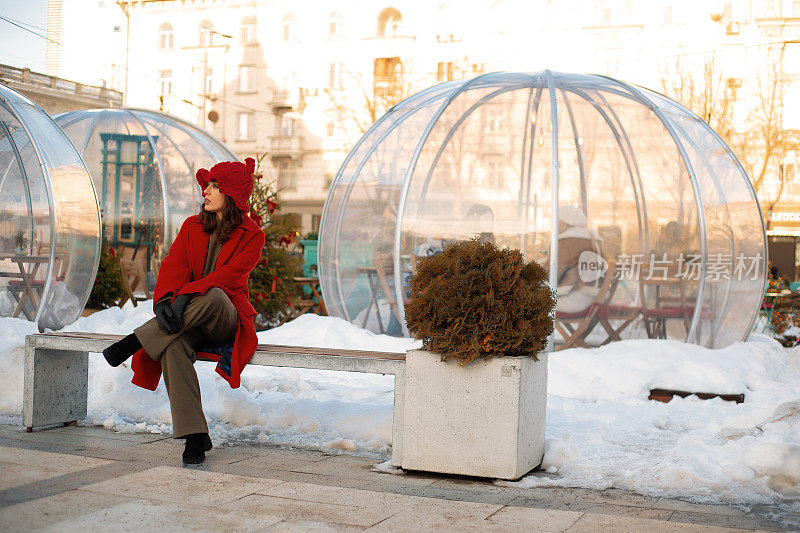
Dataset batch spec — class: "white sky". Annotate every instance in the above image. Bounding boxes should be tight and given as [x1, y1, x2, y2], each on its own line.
[0, 0, 47, 71]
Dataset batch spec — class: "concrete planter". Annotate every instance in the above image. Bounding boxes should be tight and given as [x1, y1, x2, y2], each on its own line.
[398, 349, 547, 480]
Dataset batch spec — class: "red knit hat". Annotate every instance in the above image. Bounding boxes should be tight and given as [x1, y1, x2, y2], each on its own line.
[196, 157, 255, 212]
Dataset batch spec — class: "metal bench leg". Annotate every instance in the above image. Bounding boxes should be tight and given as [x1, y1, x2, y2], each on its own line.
[23, 341, 88, 431]
[390, 367, 405, 467]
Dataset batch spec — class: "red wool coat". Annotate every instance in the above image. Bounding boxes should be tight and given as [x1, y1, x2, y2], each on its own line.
[130, 214, 265, 391]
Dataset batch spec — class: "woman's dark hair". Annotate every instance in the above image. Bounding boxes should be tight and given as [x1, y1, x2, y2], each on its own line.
[199, 188, 243, 243]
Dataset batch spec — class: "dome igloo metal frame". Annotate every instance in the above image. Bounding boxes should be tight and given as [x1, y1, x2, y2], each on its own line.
[0, 83, 101, 331]
[55, 108, 238, 290]
[319, 71, 767, 349]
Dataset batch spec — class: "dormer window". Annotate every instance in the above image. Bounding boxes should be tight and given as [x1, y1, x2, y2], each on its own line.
[199, 21, 214, 47]
[377, 7, 402, 37]
[158, 23, 174, 50]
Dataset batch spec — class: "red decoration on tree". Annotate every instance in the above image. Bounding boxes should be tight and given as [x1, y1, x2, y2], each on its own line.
[279, 231, 299, 249]
[246, 153, 303, 328]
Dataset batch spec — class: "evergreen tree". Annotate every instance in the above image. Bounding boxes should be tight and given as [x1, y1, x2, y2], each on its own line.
[248, 155, 303, 329]
[87, 237, 126, 309]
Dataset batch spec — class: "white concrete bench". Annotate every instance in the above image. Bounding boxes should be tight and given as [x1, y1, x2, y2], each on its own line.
[23, 332, 407, 465]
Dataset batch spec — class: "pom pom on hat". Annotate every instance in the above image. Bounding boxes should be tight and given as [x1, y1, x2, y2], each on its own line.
[196, 157, 255, 212]
[559, 206, 588, 228]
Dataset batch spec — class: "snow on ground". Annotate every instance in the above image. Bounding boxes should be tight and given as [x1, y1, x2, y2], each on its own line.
[2, 303, 800, 522]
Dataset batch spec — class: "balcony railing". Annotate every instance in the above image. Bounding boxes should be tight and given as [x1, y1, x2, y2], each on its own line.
[268, 135, 303, 158]
[268, 88, 297, 111]
[0, 64, 123, 105]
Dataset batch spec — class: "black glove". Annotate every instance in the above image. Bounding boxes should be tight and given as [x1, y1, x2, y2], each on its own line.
[154, 298, 178, 334]
[170, 294, 193, 333]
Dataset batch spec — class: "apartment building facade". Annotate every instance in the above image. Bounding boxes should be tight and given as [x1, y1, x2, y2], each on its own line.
[48, 0, 800, 254]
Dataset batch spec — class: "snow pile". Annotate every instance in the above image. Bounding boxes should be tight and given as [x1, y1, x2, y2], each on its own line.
[513, 335, 800, 517]
[1, 305, 800, 515]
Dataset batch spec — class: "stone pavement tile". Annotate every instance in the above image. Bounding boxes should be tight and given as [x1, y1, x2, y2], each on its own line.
[77, 465, 285, 506]
[107, 437, 256, 466]
[0, 430, 151, 450]
[360, 473, 438, 491]
[229, 493, 396, 528]
[652, 497, 748, 516]
[221, 462, 380, 489]
[669, 510, 778, 531]
[47, 425, 168, 443]
[0, 488, 132, 530]
[37, 498, 285, 532]
[221, 445, 332, 472]
[256, 481, 409, 507]
[0, 424, 25, 438]
[364, 498, 506, 532]
[502, 485, 657, 509]
[0, 463, 71, 491]
[567, 512, 741, 532]
[484, 505, 584, 532]
[382, 483, 518, 506]
[508, 495, 673, 520]
[428, 476, 507, 494]
[0, 445, 113, 471]
[289, 454, 385, 480]
[0, 460, 152, 509]
[263, 520, 364, 532]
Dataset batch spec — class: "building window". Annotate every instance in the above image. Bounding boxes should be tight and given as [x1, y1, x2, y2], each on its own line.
[238, 65, 256, 93]
[326, 120, 335, 136]
[237, 112, 253, 140]
[205, 68, 213, 95]
[436, 61, 454, 82]
[603, 8, 611, 24]
[377, 7, 402, 37]
[199, 20, 214, 47]
[794, 0, 800, 16]
[328, 11, 343, 39]
[240, 17, 257, 43]
[279, 161, 298, 190]
[158, 22, 173, 50]
[286, 212, 302, 227]
[664, 5, 672, 24]
[487, 157, 504, 188]
[282, 14, 297, 42]
[329, 62, 342, 89]
[278, 115, 295, 136]
[489, 2, 507, 34]
[485, 105, 502, 133]
[159, 70, 172, 96]
[436, 4, 455, 41]
[374, 57, 403, 101]
[766, 0, 777, 15]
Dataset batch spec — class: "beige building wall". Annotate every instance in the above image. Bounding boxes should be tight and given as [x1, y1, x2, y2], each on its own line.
[50, 0, 800, 236]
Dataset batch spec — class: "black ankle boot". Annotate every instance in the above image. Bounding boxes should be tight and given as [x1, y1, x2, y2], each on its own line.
[102, 333, 142, 367]
[183, 433, 213, 464]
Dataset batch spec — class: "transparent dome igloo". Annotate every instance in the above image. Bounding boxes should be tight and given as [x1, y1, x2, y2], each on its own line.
[54, 108, 237, 287]
[319, 72, 767, 349]
[0, 83, 100, 331]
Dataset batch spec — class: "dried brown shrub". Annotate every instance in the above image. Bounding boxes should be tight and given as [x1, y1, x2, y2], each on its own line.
[405, 239, 555, 366]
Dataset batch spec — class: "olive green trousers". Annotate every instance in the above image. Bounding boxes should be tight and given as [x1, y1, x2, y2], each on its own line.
[134, 287, 237, 438]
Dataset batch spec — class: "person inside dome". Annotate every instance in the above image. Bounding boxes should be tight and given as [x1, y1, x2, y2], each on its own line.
[101, 158, 265, 464]
[550, 205, 606, 313]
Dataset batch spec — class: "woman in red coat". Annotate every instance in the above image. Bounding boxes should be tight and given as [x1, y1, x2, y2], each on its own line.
[102, 158, 265, 464]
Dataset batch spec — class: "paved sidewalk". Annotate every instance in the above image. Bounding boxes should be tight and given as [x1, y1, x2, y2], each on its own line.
[0, 423, 789, 531]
